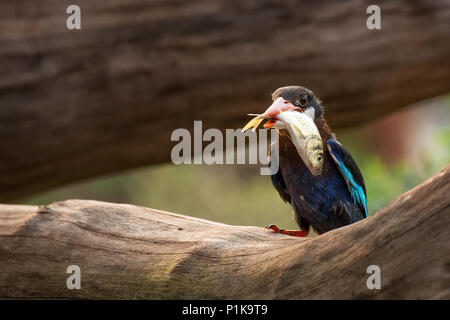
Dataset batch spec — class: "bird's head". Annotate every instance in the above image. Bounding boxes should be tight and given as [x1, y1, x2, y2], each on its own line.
[267, 86, 323, 125]
[242, 86, 324, 175]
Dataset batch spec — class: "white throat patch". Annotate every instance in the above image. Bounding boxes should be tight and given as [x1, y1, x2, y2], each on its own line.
[304, 107, 315, 120]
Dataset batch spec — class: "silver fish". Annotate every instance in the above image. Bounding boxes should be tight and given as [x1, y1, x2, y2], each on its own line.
[274, 110, 324, 176]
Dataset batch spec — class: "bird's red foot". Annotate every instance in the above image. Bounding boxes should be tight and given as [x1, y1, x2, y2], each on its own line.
[264, 224, 281, 233]
[264, 224, 309, 237]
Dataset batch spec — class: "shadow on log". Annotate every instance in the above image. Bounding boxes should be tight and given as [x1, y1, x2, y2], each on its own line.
[0, 165, 449, 299]
[1, 0, 450, 200]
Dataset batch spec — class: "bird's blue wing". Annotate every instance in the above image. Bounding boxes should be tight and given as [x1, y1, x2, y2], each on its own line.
[327, 139, 368, 217]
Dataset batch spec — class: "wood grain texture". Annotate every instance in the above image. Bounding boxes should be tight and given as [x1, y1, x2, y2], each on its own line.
[0, 165, 448, 299]
[1, 0, 450, 200]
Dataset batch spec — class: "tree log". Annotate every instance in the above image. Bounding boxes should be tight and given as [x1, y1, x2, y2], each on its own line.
[0, 165, 448, 299]
[1, 0, 450, 200]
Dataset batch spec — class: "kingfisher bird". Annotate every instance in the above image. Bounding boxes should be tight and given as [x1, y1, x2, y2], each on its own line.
[243, 86, 368, 237]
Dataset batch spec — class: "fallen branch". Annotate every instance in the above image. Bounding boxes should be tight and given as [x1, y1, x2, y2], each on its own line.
[0, 165, 448, 299]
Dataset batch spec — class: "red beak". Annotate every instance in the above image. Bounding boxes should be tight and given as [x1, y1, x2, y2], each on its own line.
[261, 97, 299, 128]
[263, 118, 277, 128]
[242, 97, 299, 132]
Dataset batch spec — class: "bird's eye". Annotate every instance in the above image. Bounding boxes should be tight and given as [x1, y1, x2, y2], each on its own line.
[299, 95, 308, 107]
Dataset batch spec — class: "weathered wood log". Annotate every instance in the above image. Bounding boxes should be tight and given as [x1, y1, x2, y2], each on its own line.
[0, 165, 448, 299]
[1, 0, 450, 200]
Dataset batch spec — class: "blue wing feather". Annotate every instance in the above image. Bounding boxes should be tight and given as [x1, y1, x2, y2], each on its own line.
[327, 139, 368, 217]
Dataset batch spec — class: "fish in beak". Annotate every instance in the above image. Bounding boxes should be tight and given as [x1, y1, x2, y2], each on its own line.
[241, 97, 300, 132]
[275, 110, 324, 176]
[242, 97, 324, 176]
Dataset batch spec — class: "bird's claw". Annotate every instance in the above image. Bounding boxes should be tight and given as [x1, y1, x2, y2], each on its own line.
[264, 224, 281, 233]
[264, 224, 310, 237]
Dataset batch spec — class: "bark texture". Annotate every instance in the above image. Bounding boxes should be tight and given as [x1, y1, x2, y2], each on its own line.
[1, 0, 450, 200]
[0, 165, 449, 299]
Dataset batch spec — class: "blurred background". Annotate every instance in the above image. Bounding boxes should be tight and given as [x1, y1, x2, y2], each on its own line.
[23, 96, 450, 231]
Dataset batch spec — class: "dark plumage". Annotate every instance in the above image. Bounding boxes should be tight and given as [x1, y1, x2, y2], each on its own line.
[269, 86, 367, 235]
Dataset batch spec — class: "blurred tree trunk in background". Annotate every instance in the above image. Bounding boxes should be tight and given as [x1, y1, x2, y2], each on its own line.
[0, 0, 450, 200]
